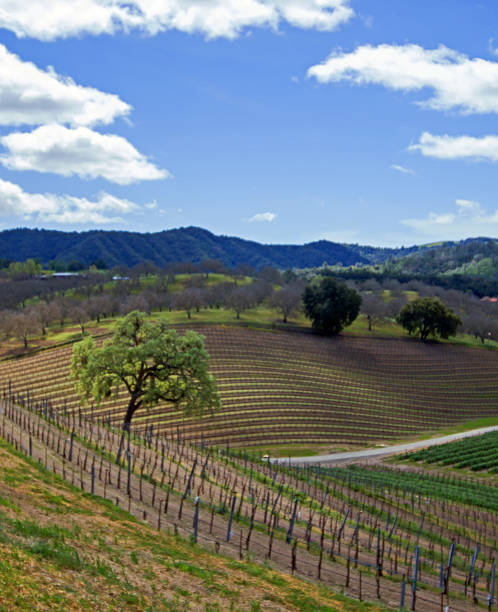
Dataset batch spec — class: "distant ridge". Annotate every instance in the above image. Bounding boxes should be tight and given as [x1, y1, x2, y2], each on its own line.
[0, 226, 411, 269]
[0, 226, 495, 271]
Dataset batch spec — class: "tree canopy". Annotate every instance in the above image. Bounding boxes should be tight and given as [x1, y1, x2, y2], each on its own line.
[71, 311, 220, 432]
[302, 277, 362, 335]
[396, 297, 461, 341]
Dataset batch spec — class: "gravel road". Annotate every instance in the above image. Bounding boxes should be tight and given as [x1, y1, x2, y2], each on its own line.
[271, 425, 498, 465]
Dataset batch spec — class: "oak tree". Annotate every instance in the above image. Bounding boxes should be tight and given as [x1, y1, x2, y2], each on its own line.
[303, 277, 362, 335]
[396, 297, 461, 341]
[71, 311, 220, 437]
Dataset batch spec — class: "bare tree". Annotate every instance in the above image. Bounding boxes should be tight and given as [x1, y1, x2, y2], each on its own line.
[269, 283, 303, 323]
[259, 266, 281, 284]
[360, 292, 388, 331]
[11, 311, 40, 348]
[69, 304, 90, 335]
[51, 298, 69, 328]
[251, 280, 273, 304]
[184, 274, 206, 289]
[384, 294, 408, 319]
[199, 259, 226, 279]
[231, 263, 256, 284]
[205, 283, 232, 309]
[462, 311, 498, 343]
[173, 288, 203, 319]
[119, 294, 149, 316]
[32, 302, 57, 336]
[0, 310, 14, 342]
[87, 295, 114, 323]
[227, 285, 255, 319]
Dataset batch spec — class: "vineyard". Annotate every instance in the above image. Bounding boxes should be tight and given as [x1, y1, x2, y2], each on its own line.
[404, 431, 498, 472]
[0, 390, 496, 611]
[1, 325, 498, 449]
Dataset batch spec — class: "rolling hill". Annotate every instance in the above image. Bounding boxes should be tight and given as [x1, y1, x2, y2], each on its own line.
[2, 325, 498, 451]
[0, 226, 422, 269]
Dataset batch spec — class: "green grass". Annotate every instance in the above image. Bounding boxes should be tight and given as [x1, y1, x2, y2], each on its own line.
[398, 416, 498, 443]
[6, 272, 498, 360]
[236, 444, 328, 458]
[0, 436, 387, 612]
[404, 431, 498, 472]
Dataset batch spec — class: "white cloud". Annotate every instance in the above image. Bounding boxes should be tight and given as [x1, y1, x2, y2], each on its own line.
[409, 132, 498, 162]
[0, 124, 168, 184]
[308, 43, 498, 114]
[489, 38, 498, 57]
[0, 0, 354, 41]
[248, 211, 277, 222]
[402, 199, 498, 239]
[0, 44, 130, 127]
[390, 164, 414, 175]
[0, 177, 140, 224]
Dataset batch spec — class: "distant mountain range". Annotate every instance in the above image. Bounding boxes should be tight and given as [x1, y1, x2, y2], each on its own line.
[0, 226, 419, 269]
[0, 227, 496, 274]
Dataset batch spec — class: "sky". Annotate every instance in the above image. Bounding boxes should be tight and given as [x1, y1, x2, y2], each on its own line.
[0, 0, 498, 247]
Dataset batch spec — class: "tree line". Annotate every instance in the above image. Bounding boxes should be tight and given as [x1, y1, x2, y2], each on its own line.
[0, 261, 306, 348]
[1, 257, 497, 348]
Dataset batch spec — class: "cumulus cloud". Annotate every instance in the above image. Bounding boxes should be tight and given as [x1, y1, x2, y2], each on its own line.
[0, 124, 168, 184]
[489, 38, 498, 57]
[391, 164, 414, 175]
[409, 132, 498, 162]
[308, 43, 498, 114]
[0, 0, 354, 41]
[0, 177, 141, 224]
[0, 44, 130, 127]
[402, 199, 498, 239]
[248, 211, 277, 222]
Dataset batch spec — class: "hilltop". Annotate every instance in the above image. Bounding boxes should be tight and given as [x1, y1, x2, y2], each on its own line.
[0, 226, 420, 269]
[385, 237, 498, 277]
[1, 227, 498, 277]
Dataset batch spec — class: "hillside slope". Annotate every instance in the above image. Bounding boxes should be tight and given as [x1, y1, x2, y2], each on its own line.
[0, 437, 380, 612]
[2, 325, 498, 450]
[386, 237, 498, 277]
[0, 226, 373, 269]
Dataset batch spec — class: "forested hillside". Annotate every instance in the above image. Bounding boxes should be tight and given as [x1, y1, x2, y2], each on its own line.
[2, 227, 498, 278]
[386, 238, 498, 277]
[0, 227, 372, 269]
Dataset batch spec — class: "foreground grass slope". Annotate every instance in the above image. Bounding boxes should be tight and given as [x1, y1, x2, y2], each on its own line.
[0, 438, 384, 612]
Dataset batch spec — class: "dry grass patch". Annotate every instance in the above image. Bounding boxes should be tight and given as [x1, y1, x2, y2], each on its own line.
[0, 442, 385, 611]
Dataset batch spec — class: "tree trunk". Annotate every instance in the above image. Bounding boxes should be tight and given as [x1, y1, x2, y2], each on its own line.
[118, 399, 139, 464]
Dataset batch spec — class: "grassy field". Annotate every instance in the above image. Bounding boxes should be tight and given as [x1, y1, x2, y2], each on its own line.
[0, 437, 387, 612]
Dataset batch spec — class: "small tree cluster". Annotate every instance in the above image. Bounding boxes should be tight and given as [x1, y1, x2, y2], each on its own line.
[303, 277, 362, 335]
[397, 297, 461, 341]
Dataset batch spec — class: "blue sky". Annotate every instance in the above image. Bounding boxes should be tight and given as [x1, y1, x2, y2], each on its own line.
[0, 0, 498, 247]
